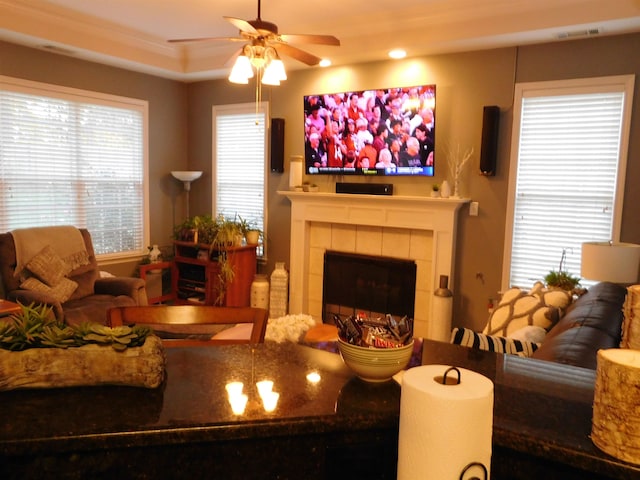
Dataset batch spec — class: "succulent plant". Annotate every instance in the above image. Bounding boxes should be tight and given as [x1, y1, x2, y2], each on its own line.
[0, 302, 152, 352]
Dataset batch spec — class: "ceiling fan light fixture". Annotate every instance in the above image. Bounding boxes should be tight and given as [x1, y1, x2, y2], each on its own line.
[262, 57, 287, 85]
[229, 54, 254, 83]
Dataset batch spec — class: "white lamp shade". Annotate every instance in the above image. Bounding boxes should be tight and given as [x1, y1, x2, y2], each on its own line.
[262, 59, 287, 86]
[228, 55, 254, 84]
[171, 171, 202, 183]
[581, 242, 640, 284]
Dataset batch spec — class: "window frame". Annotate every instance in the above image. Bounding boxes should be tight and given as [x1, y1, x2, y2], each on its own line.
[211, 101, 269, 259]
[0, 75, 150, 262]
[502, 75, 635, 290]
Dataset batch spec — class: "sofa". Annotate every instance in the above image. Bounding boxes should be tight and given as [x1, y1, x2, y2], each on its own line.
[530, 281, 626, 369]
[0, 227, 147, 326]
[451, 281, 627, 370]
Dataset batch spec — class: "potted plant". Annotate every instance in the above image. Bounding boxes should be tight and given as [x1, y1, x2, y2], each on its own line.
[0, 303, 164, 390]
[431, 183, 440, 198]
[173, 214, 217, 244]
[544, 248, 581, 292]
[213, 214, 244, 247]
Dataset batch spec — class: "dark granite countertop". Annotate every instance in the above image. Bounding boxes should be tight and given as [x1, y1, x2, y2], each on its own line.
[1, 339, 639, 479]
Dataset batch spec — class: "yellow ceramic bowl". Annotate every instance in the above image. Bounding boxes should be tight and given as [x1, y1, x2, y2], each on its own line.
[338, 338, 414, 383]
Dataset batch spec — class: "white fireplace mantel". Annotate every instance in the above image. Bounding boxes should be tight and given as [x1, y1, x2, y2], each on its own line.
[278, 191, 469, 339]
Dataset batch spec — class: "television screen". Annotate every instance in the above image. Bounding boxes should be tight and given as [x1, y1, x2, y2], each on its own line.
[303, 84, 435, 176]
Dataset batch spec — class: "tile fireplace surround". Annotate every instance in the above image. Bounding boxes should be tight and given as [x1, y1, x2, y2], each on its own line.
[279, 191, 469, 339]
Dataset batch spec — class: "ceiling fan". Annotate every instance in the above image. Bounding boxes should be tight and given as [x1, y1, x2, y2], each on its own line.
[168, 0, 340, 67]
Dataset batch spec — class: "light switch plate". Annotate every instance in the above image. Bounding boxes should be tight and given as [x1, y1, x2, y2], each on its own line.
[469, 202, 479, 216]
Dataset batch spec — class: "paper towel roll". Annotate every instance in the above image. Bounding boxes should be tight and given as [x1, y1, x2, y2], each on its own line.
[397, 365, 494, 480]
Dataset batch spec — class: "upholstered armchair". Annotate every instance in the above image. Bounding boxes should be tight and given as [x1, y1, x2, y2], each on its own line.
[0, 226, 147, 326]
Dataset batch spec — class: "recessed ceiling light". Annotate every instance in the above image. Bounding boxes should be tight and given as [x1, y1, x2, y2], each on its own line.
[388, 49, 406, 59]
[319, 59, 332, 67]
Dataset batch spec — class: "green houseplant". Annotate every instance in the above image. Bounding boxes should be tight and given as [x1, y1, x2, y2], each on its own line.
[544, 248, 581, 291]
[174, 214, 252, 306]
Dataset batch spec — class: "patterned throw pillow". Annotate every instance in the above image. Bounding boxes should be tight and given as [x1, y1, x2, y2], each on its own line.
[20, 276, 78, 304]
[25, 245, 72, 287]
[450, 327, 540, 357]
[482, 283, 572, 337]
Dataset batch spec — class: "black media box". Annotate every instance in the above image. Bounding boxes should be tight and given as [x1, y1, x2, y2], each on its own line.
[335, 183, 394, 195]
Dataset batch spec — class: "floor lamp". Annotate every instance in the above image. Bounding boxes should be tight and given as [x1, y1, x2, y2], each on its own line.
[171, 171, 202, 219]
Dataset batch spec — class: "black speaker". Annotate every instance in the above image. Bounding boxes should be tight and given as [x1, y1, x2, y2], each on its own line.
[270, 118, 285, 173]
[479, 106, 500, 176]
[335, 183, 394, 195]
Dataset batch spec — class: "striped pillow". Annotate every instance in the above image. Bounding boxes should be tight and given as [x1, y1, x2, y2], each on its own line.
[450, 327, 540, 357]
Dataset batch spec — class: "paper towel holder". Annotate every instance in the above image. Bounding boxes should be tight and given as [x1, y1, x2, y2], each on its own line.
[459, 461, 488, 480]
[435, 366, 461, 385]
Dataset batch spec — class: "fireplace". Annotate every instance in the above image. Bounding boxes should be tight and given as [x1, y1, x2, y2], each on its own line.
[323, 251, 417, 326]
[279, 191, 468, 339]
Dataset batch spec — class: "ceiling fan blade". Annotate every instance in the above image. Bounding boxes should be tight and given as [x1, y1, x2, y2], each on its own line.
[279, 34, 340, 46]
[168, 36, 245, 44]
[225, 48, 243, 67]
[224, 16, 259, 35]
[276, 43, 321, 66]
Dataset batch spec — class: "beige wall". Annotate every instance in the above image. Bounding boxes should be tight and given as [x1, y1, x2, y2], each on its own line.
[2, 33, 640, 330]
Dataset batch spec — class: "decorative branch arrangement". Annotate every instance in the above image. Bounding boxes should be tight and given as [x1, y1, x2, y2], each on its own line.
[446, 143, 474, 198]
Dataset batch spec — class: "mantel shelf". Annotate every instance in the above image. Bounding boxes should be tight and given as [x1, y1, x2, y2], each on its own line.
[278, 190, 470, 206]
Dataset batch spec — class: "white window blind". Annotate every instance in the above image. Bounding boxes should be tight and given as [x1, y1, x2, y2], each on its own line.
[0, 76, 148, 259]
[505, 76, 634, 289]
[213, 103, 267, 257]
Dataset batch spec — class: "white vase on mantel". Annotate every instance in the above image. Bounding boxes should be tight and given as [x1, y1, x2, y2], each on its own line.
[440, 180, 451, 198]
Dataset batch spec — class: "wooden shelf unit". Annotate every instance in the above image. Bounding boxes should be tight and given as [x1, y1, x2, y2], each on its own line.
[172, 241, 256, 307]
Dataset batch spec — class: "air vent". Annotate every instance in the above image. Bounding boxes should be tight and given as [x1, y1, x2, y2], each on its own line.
[557, 27, 601, 39]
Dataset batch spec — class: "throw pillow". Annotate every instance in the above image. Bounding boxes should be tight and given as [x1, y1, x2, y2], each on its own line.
[621, 285, 640, 349]
[25, 245, 71, 287]
[507, 325, 547, 344]
[450, 327, 540, 357]
[20, 276, 78, 304]
[482, 284, 573, 337]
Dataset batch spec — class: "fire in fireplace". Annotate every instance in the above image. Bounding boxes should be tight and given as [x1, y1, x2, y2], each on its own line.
[322, 250, 417, 326]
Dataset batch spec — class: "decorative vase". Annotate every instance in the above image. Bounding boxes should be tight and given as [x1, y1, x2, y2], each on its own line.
[452, 177, 461, 198]
[289, 155, 303, 189]
[250, 274, 270, 310]
[269, 262, 289, 319]
[149, 244, 162, 263]
[148, 244, 162, 273]
[440, 180, 451, 198]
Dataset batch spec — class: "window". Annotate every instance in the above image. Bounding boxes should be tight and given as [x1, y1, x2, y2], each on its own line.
[503, 75, 634, 289]
[212, 102, 268, 257]
[0, 76, 148, 260]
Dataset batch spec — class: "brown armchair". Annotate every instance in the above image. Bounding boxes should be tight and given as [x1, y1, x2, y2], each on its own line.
[0, 227, 147, 326]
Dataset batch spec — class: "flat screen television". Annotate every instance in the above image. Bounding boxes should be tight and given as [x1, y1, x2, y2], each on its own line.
[303, 84, 435, 176]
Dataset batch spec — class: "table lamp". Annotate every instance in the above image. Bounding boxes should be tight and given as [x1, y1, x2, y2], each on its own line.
[581, 241, 640, 284]
[171, 171, 202, 218]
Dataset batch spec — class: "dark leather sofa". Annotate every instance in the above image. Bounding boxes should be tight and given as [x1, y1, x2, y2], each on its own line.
[531, 281, 627, 370]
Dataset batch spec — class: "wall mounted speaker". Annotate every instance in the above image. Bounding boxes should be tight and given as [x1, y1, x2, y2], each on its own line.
[270, 118, 285, 173]
[479, 106, 500, 176]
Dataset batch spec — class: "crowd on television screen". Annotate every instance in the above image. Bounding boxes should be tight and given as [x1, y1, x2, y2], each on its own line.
[303, 86, 435, 172]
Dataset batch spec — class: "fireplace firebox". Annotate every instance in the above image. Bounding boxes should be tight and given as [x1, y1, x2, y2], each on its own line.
[322, 251, 416, 327]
